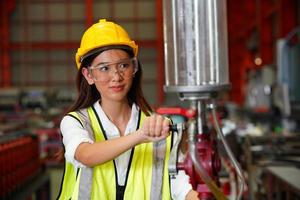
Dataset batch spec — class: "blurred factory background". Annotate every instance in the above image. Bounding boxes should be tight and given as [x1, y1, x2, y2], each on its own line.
[0, 0, 300, 200]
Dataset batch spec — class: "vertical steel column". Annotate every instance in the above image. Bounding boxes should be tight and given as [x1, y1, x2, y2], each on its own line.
[45, 0, 51, 87]
[278, 0, 298, 38]
[21, 0, 29, 86]
[109, 0, 115, 20]
[85, 0, 93, 28]
[257, 0, 297, 66]
[0, 0, 13, 87]
[133, 0, 139, 38]
[257, 0, 274, 65]
[156, 0, 164, 104]
[227, 0, 253, 104]
[66, 0, 72, 87]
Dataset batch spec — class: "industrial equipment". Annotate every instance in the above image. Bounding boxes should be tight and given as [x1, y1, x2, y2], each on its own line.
[20, 89, 48, 110]
[0, 131, 42, 199]
[0, 88, 21, 112]
[276, 27, 300, 124]
[161, 0, 245, 199]
[244, 134, 300, 199]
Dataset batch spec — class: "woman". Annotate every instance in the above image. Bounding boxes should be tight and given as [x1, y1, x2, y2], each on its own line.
[58, 19, 198, 200]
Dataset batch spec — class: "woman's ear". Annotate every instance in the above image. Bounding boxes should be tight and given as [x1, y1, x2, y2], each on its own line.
[82, 67, 95, 85]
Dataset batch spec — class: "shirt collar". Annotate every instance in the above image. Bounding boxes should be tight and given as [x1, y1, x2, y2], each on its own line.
[93, 101, 140, 138]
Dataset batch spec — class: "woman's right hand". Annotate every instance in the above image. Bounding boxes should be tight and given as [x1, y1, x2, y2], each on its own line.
[137, 114, 170, 143]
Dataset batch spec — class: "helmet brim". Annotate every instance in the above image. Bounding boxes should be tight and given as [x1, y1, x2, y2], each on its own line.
[80, 45, 135, 64]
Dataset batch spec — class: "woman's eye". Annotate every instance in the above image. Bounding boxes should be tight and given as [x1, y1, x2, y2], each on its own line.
[99, 65, 109, 72]
[119, 62, 130, 69]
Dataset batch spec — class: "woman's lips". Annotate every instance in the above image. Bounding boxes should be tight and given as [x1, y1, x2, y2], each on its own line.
[110, 85, 125, 92]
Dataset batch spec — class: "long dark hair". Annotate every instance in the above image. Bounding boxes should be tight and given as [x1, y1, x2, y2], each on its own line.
[67, 46, 152, 116]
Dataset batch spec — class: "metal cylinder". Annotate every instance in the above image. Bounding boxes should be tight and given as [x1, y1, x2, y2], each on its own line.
[163, 0, 230, 94]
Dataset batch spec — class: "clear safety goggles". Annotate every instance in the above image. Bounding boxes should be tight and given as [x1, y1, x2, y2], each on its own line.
[89, 57, 138, 82]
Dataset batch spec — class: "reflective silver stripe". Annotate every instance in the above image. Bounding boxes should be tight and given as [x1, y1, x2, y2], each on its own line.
[150, 140, 167, 200]
[77, 109, 95, 140]
[78, 168, 93, 200]
[75, 109, 168, 199]
[77, 109, 94, 200]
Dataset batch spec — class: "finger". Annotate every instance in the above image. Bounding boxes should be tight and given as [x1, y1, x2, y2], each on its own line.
[162, 118, 170, 134]
[149, 114, 156, 137]
[155, 115, 163, 137]
[142, 117, 150, 135]
[152, 133, 168, 142]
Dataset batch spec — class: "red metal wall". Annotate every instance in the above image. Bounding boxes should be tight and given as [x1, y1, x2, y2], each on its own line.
[227, 0, 298, 104]
[1, 0, 299, 105]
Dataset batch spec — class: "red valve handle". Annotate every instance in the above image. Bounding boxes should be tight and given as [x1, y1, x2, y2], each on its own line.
[156, 107, 196, 118]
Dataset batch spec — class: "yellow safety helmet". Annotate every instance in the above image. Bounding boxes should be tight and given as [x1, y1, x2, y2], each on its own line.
[75, 19, 138, 69]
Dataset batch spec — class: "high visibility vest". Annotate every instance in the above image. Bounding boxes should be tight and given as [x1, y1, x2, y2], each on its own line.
[57, 106, 172, 200]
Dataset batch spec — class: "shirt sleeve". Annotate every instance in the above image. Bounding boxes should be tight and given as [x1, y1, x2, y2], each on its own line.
[171, 169, 193, 200]
[60, 115, 94, 168]
[170, 149, 193, 200]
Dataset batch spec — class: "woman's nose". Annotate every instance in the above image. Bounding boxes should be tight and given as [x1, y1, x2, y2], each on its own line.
[111, 68, 123, 81]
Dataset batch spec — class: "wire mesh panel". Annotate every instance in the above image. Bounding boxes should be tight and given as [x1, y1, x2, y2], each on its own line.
[8, 0, 161, 104]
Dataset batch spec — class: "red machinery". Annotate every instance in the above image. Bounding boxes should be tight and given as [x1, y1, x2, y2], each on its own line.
[161, 0, 245, 199]
[157, 106, 225, 200]
[0, 132, 41, 198]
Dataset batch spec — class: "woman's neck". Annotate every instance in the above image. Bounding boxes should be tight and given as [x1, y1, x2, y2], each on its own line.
[100, 99, 131, 129]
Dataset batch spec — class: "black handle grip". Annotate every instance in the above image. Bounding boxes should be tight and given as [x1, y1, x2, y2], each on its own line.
[169, 124, 178, 132]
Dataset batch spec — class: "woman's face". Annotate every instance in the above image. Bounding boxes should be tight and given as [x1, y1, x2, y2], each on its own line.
[82, 49, 136, 104]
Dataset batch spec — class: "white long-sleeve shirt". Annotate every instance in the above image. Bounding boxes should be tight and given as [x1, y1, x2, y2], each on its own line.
[60, 101, 192, 200]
